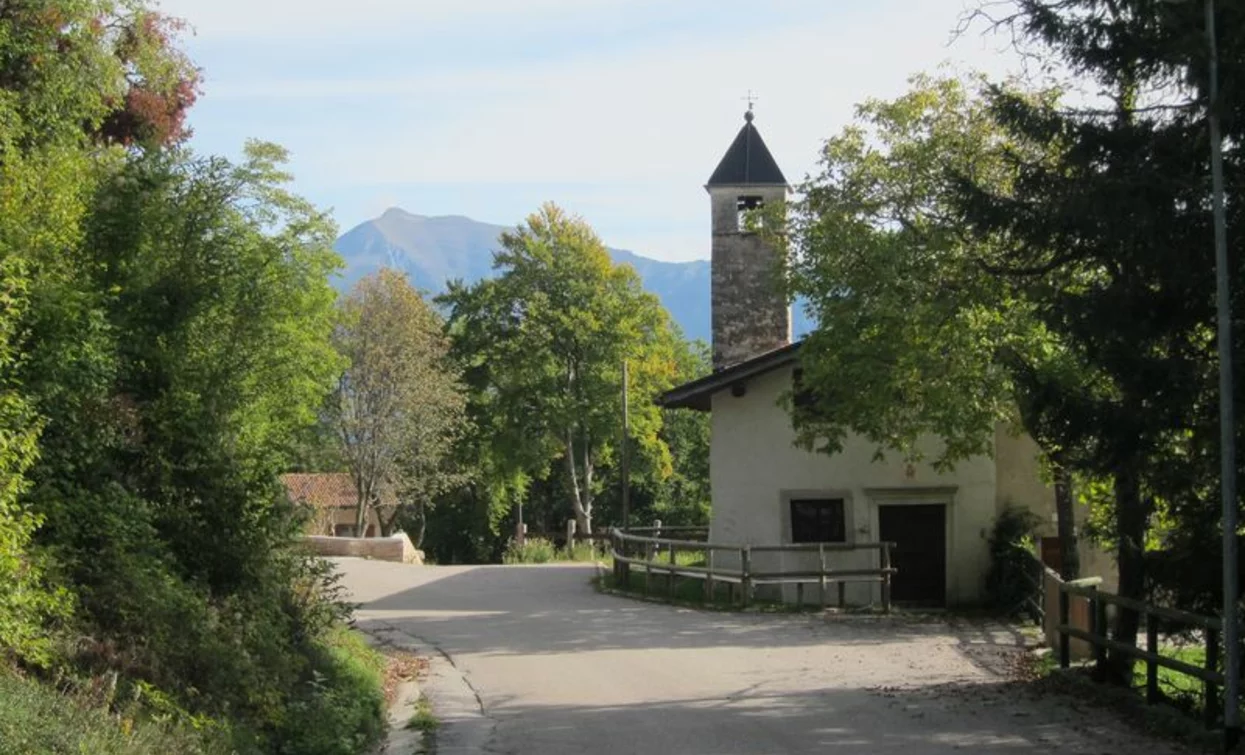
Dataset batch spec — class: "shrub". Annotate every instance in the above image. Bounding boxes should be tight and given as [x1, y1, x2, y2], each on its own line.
[273, 627, 387, 755]
[0, 670, 229, 755]
[985, 505, 1042, 614]
[503, 537, 557, 564]
[562, 541, 602, 562]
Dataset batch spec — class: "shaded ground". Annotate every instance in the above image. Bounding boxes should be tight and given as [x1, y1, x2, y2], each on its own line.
[339, 560, 1194, 754]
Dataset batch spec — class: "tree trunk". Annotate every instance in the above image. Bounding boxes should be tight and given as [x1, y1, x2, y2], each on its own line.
[1107, 466, 1146, 685]
[565, 433, 591, 536]
[354, 478, 370, 537]
[581, 429, 593, 536]
[411, 501, 427, 549]
[1054, 465, 1080, 580]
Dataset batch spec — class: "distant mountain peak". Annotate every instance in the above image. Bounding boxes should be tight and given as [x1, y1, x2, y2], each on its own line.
[332, 208, 811, 342]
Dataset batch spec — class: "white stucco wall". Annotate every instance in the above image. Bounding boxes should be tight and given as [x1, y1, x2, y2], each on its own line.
[995, 427, 1118, 590]
[709, 365, 999, 606]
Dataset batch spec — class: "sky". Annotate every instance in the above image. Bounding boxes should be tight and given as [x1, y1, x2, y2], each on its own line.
[158, 0, 1026, 262]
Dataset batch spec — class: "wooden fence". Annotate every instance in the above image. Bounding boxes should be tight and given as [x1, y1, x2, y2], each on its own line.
[1056, 580, 1227, 727]
[609, 527, 897, 611]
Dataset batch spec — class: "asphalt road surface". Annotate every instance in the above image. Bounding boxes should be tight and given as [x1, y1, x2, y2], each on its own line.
[340, 560, 1192, 755]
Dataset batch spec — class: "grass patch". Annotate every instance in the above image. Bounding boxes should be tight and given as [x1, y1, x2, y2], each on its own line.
[0, 671, 228, 755]
[1129, 642, 1215, 714]
[275, 626, 388, 755]
[504, 537, 610, 564]
[406, 693, 439, 733]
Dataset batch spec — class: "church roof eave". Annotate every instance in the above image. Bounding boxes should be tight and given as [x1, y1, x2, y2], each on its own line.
[660, 340, 804, 411]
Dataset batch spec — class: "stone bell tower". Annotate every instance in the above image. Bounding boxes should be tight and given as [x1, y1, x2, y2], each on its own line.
[706, 107, 791, 371]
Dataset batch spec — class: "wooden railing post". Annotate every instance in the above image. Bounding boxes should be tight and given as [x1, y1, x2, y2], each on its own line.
[667, 542, 676, 597]
[644, 539, 652, 597]
[881, 542, 892, 614]
[818, 544, 827, 608]
[705, 550, 715, 603]
[611, 530, 620, 584]
[1205, 626, 1221, 729]
[1146, 617, 1160, 704]
[1059, 585, 1071, 669]
[741, 547, 752, 608]
[1091, 588, 1107, 682]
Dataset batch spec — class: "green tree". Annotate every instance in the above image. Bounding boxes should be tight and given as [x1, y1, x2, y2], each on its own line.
[779, 74, 1084, 576]
[954, 0, 1245, 679]
[441, 203, 679, 535]
[645, 338, 712, 526]
[330, 269, 468, 541]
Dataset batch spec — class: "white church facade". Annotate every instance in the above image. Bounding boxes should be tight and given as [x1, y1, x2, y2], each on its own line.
[660, 110, 1114, 607]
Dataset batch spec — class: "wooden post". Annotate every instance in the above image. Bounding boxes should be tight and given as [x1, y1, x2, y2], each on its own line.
[1059, 586, 1071, 669]
[818, 544, 827, 608]
[644, 537, 652, 597]
[667, 543, 676, 597]
[612, 531, 620, 585]
[1146, 617, 1160, 705]
[881, 543, 892, 614]
[705, 550, 715, 603]
[741, 547, 752, 608]
[1091, 590, 1107, 682]
[1206, 627, 1221, 729]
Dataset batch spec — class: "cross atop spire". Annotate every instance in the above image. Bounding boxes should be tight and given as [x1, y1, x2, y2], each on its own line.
[742, 90, 758, 121]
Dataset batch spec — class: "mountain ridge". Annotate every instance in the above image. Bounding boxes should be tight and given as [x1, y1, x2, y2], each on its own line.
[333, 209, 810, 342]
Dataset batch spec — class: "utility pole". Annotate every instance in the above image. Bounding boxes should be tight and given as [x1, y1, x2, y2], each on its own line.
[1204, 0, 1239, 746]
[621, 360, 631, 532]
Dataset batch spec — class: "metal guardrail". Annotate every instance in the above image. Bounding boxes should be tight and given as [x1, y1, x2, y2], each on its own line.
[609, 527, 897, 611]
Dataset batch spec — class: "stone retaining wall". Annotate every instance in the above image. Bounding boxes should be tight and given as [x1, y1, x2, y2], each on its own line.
[301, 533, 424, 564]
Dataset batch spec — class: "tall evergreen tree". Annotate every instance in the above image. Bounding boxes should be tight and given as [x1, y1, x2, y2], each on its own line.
[957, 0, 1245, 679]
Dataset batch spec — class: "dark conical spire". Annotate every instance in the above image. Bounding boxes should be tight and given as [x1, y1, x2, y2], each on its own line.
[706, 111, 787, 187]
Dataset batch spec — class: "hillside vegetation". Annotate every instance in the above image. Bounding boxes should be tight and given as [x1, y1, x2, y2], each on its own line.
[0, 2, 384, 752]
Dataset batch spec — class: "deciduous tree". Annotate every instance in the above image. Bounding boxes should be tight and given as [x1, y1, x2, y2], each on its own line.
[441, 203, 678, 535]
[331, 269, 468, 539]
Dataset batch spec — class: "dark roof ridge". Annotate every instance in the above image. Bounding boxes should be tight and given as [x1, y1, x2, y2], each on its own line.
[661, 340, 804, 411]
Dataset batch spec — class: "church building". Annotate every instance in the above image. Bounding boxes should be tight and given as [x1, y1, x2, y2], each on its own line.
[660, 109, 1114, 606]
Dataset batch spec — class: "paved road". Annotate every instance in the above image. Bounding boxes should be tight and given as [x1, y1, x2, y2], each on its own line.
[340, 560, 1190, 755]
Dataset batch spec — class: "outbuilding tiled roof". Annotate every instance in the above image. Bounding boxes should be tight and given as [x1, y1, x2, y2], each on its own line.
[280, 473, 394, 510]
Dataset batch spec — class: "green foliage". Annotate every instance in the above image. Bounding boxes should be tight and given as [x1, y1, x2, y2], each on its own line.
[330, 269, 468, 539]
[953, 0, 1245, 656]
[779, 73, 1059, 469]
[0, 670, 229, 755]
[407, 693, 439, 734]
[275, 628, 387, 755]
[440, 202, 681, 538]
[562, 540, 604, 563]
[984, 505, 1042, 615]
[502, 537, 558, 564]
[0, 1, 386, 750]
